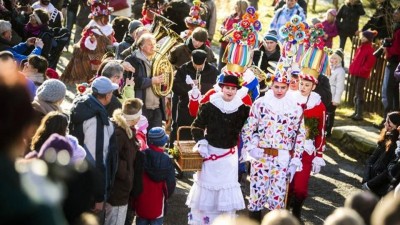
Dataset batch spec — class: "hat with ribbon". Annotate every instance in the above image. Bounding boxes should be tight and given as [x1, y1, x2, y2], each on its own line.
[88, 0, 113, 18]
[218, 75, 241, 89]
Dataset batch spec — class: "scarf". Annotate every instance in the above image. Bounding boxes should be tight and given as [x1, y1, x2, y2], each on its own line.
[24, 23, 45, 37]
[32, 98, 61, 115]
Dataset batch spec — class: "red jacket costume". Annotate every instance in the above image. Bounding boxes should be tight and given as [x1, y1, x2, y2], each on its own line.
[292, 92, 326, 200]
[349, 42, 376, 79]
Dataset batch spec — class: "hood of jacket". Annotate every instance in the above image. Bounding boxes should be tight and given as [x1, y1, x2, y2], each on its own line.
[70, 94, 110, 126]
[143, 149, 173, 182]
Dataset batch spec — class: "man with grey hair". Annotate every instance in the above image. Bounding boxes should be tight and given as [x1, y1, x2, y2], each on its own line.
[0, 20, 44, 63]
[124, 33, 165, 130]
[101, 60, 135, 116]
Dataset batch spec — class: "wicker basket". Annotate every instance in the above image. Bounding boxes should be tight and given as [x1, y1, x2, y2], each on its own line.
[174, 126, 203, 171]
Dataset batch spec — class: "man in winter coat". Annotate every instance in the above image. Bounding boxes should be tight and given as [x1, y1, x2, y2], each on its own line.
[69, 76, 119, 220]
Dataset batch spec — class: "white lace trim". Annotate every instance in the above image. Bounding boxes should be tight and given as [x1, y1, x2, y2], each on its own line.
[263, 90, 300, 113]
[297, 92, 322, 109]
[209, 92, 243, 114]
[86, 20, 114, 36]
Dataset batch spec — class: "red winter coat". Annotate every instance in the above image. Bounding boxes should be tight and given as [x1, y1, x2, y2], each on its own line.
[349, 42, 376, 79]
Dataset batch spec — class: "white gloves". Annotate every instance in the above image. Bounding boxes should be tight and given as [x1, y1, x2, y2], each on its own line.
[312, 156, 326, 174]
[288, 164, 297, 183]
[249, 148, 264, 160]
[194, 139, 209, 158]
[186, 75, 194, 85]
[188, 86, 201, 101]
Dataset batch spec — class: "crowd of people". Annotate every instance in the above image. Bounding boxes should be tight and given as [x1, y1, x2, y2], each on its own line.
[0, 0, 400, 225]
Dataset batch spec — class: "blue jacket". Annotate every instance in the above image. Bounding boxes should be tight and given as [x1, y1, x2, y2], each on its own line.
[0, 37, 42, 63]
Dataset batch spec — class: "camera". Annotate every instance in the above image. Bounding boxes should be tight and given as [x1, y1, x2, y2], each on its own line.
[382, 38, 392, 48]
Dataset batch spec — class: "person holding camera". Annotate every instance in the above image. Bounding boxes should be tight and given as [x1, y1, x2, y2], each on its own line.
[0, 20, 44, 63]
[378, 7, 400, 128]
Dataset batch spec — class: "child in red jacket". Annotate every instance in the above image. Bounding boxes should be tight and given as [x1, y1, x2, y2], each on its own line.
[348, 30, 377, 121]
[133, 127, 176, 225]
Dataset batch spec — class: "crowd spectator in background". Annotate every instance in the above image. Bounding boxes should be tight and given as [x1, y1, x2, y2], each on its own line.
[362, 0, 394, 40]
[31, 78, 66, 118]
[261, 209, 300, 225]
[336, 0, 365, 50]
[252, 29, 281, 96]
[348, 30, 377, 121]
[32, 0, 63, 28]
[218, 0, 249, 71]
[270, 0, 306, 42]
[104, 99, 141, 225]
[69, 76, 119, 223]
[379, 7, 400, 128]
[116, 20, 143, 60]
[327, 49, 345, 137]
[22, 54, 48, 88]
[162, 0, 191, 35]
[0, 59, 68, 225]
[274, 0, 307, 15]
[0, 20, 44, 63]
[324, 208, 365, 225]
[322, 9, 338, 48]
[344, 191, 379, 225]
[362, 112, 400, 189]
[24, 8, 53, 60]
[111, 16, 132, 43]
[371, 192, 400, 225]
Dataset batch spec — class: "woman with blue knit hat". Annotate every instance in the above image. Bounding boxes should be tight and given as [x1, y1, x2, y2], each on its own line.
[133, 127, 176, 225]
[186, 75, 250, 225]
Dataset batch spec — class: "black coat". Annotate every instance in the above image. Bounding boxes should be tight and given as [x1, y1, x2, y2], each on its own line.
[191, 102, 250, 149]
[362, 1, 394, 39]
[172, 61, 219, 139]
[336, 1, 365, 37]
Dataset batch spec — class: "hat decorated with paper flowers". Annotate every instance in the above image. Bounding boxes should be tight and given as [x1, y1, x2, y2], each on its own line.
[279, 15, 308, 64]
[88, 0, 113, 18]
[185, 0, 207, 28]
[222, 6, 262, 76]
[300, 22, 331, 79]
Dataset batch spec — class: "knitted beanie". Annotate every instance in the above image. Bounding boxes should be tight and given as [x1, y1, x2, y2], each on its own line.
[362, 30, 378, 42]
[36, 79, 66, 103]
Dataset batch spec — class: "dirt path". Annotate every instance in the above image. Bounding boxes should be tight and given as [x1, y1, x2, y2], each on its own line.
[163, 140, 364, 225]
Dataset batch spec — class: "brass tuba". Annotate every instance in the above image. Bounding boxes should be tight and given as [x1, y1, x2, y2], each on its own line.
[248, 65, 268, 82]
[150, 12, 177, 42]
[150, 14, 184, 97]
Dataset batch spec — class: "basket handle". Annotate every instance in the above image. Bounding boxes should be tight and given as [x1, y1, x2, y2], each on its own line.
[176, 126, 204, 144]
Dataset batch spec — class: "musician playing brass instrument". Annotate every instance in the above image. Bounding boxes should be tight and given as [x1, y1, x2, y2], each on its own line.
[252, 29, 281, 96]
[169, 49, 218, 147]
[123, 33, 166, 130]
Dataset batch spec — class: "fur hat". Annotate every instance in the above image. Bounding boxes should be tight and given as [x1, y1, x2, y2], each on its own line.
[362, 30, 378, 42]
[192, 49, 207, 65]
[36, 79, 66, 103]
[148, 127, 169, 146]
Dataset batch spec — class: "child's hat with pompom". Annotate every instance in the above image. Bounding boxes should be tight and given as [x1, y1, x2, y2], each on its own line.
[362, 30, 378, 42]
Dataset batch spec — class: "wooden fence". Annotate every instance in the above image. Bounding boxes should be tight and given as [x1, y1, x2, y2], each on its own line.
[343, 36, 387, 115]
